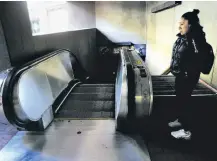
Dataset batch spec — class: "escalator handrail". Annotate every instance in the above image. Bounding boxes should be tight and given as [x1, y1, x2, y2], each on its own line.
[2, 49, 82, 128]
[124, 49, 136, 118]
[116, 47, 135, 119]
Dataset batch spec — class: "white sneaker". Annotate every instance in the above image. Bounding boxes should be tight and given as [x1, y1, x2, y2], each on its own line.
[168, 119, 182, 128]
[171, 129, 191, 140]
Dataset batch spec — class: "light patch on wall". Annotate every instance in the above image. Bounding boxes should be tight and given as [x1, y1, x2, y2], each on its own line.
[27, 1, 69, 36]
[96, 18, 145, 44]
[95, 1, 146, 44]
[146, 45, 171, 75]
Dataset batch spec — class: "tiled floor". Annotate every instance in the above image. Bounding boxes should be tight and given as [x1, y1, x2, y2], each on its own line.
[0, 105, 17, 150]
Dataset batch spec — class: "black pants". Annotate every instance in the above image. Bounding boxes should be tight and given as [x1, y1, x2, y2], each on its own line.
[174, 72, 200, 130]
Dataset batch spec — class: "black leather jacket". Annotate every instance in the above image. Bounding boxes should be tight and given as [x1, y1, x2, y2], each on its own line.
[170, 33, 200, 76]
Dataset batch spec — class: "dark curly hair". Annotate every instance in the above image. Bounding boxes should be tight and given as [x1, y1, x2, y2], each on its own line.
[182, 9, 206, 44]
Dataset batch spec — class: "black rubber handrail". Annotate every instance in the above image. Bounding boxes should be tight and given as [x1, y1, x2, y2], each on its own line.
[121, 48, 136, 119]
[2, 49, 84, 129]
[125, 50, 136, 119]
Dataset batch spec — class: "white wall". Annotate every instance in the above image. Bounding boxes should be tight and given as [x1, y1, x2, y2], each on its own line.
[95, 1, 146, 44]
[146, 1, 217, 88]
[68, 1, 96, 30]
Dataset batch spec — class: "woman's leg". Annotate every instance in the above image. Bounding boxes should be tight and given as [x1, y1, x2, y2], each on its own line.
[179, 72, 200, 130]
[174, 75, 187, 121]
[171, 72, 200, 139]
[168, 75, 186, 128]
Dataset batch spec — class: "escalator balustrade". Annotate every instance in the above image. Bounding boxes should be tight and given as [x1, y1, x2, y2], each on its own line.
[1, 47, 216, 133]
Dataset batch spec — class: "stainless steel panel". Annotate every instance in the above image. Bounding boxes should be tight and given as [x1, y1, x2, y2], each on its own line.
[0, 69, 13, 125]
[0, 120, 151, 161]
[134, 68, 151, 116]
[11, 51, 74, 127]
[37, 52, 74, 99]
[41, 107, 54, 129]
[130, 51, 153, 116]
[13, 82, 28, 122]
[115, 49, 128, 119]
[17, 69, 53, 121]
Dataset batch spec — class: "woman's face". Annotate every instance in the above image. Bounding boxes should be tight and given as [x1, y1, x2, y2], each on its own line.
[179, 17, 189, 35]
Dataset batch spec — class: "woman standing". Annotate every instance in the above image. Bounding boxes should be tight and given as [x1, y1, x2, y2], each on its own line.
[168, 9, 207, 140]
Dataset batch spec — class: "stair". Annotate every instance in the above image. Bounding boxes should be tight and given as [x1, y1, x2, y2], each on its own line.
[56, 84, 115, 119]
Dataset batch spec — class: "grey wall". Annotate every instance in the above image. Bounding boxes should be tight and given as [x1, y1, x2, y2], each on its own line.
[95, 1, 146, 44]
[1, 2, 35, 66]
[0, 20, 11, 71]
[0, 4, 12, 71]
[67, 1, 96, 30]
[1, 1, 148, 79]
[0, 2, 99, 77]
[33, 29, 97, 76]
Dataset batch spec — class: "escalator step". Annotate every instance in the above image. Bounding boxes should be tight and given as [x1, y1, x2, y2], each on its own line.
[73, 87, 114, 93]
[60, 100, 114, 112]
[152, 76, 216, 96]
[70, 93, 115, 101]
[56, 100, 115, 118]
[56, 111, 114, 119]
[153, 90, 215, 96]
[55, 83, 115, 119]
[78, 84, 114, 87]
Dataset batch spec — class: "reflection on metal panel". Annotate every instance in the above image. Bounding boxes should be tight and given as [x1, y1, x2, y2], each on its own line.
[129, 50, 153, 116]
[13, 51, 74, 124]
[0, 69, 14, 124]
[13, 82, 28, 122]
[0, 120, 151, 161]
[35, 52, 73, 99]
[115, 49, 128, 119]
[41, 107, 54, 128]
[17, 69, 53, 121]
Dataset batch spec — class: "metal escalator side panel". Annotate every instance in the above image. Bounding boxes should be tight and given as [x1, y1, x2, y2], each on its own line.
[115, 49, 128, 119]
[2, 50, 77, 130]
[2, 68, 26, 128]
[0, 68, 15, 126]
[16, 51, 74, 126]
[1, 50, 73, 129]
[128, 50, 154, 117]
[16, 69, 54, 122]
[147, 65, 153, 115]
[133, 68, 150, 116]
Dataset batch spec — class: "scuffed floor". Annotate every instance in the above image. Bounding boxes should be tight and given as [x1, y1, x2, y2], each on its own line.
[0, 105, 17, 150]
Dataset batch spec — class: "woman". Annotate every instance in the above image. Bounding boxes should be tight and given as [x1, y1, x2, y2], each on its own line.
[168, 9, 207, 140]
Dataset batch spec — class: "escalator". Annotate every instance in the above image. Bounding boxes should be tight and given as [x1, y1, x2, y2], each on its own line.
[151, 75, 217, 116]
[0, 47, 154, 161]
[56, 83, 115, 119]
[151, 75, 217, 113]
[152, 75, 216, 96]
[0, 47, 216, 161]
[0, 47, 153, 132]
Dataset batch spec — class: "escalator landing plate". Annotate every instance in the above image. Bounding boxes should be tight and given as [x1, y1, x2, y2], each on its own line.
[0, 120, 151, 161]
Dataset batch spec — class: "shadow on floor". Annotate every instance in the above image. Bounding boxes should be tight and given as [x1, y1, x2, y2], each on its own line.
[141, 96, 217, 161]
